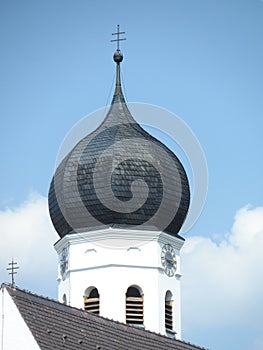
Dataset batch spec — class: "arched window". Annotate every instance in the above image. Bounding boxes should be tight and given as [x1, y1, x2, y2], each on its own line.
[126, 286, 144, 326]
[165, 290, 173, 332]
[84, 287, 100, 315]
[62, 294, 67, 305]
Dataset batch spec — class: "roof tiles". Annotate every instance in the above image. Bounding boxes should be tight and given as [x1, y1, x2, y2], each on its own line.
[5, 284, 206, 350]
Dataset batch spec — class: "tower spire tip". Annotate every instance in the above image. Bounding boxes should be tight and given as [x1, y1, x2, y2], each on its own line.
[111, 24, 126, 63]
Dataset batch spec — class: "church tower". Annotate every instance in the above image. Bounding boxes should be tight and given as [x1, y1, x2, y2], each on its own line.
[48, 28, 190, 339]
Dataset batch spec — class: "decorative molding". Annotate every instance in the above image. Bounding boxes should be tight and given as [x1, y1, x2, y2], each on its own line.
[158, 232, 185, 251]
[67, 263, 164, 274]
[175, 273, 182, 280]
[127, 247, 141, 252]
[54, 228, 185, 252]
[85, 248, 97, 254]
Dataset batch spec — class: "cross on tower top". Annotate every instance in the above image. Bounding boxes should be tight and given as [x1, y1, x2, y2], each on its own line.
[6, 258, 19, 287]
[111, 24, 126, 51]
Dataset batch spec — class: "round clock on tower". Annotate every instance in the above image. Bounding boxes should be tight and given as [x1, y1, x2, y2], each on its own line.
[161, 244, 177, 277]
[48, 26, 190, 339]
[59, 246, 68, 281]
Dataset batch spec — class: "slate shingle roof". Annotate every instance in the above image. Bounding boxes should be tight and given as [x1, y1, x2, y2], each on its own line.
[48, 51, 190, 239]
[5, 284, 206, 350]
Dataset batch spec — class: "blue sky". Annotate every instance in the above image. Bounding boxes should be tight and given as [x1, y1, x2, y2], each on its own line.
[1, 1, 263, 350]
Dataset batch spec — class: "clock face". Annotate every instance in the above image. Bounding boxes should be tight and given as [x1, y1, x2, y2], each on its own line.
[60, 247, 69, 281]
[161, 244, 177, 277]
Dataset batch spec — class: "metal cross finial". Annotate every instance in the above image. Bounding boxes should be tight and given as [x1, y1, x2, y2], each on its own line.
[111, 24, 126, 51]
[6, 258, 19, 287]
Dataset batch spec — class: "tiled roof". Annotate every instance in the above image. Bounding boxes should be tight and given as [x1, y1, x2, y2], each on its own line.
[48, 51, 190, 239]
[5, 284, 206, 350]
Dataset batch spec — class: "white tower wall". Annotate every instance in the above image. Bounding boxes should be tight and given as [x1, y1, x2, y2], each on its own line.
[55, 228, 184, 338]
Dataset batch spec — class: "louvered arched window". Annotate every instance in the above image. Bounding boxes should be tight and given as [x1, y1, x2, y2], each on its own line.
[84, 287, 100, 315]
[165, 290, 173, 332]
[126, 286, 144, 326]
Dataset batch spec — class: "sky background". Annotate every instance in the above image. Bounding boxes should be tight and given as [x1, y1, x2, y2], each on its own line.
[1, 1, 263, 349]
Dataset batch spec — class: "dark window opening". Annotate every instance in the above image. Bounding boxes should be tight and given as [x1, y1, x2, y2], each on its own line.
[84, 287, 100, 315]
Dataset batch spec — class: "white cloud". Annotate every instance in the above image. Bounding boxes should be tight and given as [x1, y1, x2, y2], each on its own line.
[181, 205, 263, 349]
[0, 193, 58, 296]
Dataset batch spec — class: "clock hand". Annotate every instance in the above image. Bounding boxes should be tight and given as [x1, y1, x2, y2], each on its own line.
[166, 257, 176, 265]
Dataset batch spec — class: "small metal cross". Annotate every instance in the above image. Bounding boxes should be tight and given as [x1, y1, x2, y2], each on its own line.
[6, 258, 19, 287]
[111, 24, 126, 51]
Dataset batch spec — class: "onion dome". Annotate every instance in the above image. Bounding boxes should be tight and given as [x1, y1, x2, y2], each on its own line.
[48, 49, 190, 239]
